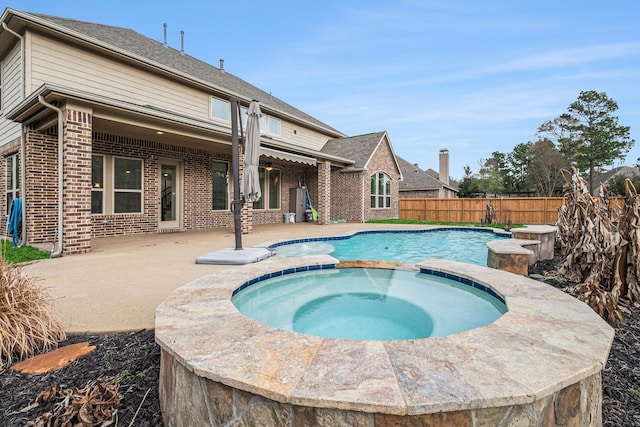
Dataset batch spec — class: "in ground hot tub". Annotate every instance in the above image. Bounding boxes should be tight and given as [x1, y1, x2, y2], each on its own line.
[155, 255, 613, 426]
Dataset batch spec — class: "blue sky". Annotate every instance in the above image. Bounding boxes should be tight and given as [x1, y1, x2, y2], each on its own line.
[8, 1, 640, 179]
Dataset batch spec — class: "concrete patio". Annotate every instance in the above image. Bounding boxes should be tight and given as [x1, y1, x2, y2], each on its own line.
[23, 222, 436, 334]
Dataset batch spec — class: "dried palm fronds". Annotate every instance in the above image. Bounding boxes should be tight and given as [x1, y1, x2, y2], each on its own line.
[615, 179, 640, 304]
[556, 168, 640, 323]
[485, 200, 497, 224]
[24, 378, 121, 426]
[0, 258, 65, 370]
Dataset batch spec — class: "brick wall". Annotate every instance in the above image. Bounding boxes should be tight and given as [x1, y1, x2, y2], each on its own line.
[364, 139, 400, 221]
[24, 128, 58, 246]
[317, 161, 331, 225]
[16, 120, 404, 249]
[91, 133, 237, 237]
[250, 161, 317, 225]
[62, 109, 92, 254]
[331, 169, 364, 222]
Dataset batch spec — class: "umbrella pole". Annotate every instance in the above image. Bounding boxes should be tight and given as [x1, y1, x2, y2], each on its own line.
[231, 98, 244, 250]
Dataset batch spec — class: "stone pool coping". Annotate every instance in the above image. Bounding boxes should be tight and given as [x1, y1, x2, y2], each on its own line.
[155, 255, 614, 416]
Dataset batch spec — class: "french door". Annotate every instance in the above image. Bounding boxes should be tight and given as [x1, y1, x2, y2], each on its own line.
[159, 160, 182, 229]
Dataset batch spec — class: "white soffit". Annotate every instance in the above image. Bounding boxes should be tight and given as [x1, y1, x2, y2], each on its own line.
[260, 147, 317, 166]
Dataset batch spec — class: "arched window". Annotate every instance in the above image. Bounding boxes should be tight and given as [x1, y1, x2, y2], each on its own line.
[370, 172, 391, 208]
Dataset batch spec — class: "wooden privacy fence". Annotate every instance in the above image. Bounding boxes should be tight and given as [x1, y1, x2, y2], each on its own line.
[399, 197, 625, 225]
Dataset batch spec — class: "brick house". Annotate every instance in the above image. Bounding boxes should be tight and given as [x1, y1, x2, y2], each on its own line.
[0, 9, 403, 255]
[397, 149, 458, 198]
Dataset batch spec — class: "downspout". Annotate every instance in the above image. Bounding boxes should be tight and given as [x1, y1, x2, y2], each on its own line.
[2, 22, 27, 247]
[37, 96, 64, 257]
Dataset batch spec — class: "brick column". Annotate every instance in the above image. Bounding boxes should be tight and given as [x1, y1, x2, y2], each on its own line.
[317, 161, 331, 225]
[62, 108, 93, 254]
[239, 146, 253, 234]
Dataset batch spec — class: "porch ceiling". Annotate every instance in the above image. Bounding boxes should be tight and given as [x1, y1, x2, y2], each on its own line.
[93, 116, 232, 153]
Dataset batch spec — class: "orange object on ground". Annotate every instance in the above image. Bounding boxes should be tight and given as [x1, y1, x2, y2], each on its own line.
[11, 342, 96, 374]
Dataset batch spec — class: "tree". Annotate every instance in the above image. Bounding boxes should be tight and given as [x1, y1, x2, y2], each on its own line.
[526, 139, 570, 196]
[560, 91, 635, 191]
[476, 152, 507, 195]
[457, 165, 481, 198]
[608, 173, 640, 196]
[537, 114, 580, 164]
[507, 142, 532, 193]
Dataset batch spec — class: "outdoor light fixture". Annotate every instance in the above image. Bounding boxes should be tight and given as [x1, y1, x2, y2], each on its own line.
[156, 131, 164, 135]
[265, 162, 273, 171]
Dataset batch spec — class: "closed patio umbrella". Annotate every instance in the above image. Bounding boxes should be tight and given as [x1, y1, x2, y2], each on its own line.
[241, 100, 262, 203]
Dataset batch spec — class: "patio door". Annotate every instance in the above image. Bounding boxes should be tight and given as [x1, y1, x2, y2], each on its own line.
[159, 160, 182, 230]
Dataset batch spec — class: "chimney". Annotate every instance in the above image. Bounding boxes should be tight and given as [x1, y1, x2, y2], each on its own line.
[180, 30, 184, 54]
[219, 59, 225, 72]
[163, 23, 168, 47]
[439, 149, 450, 185]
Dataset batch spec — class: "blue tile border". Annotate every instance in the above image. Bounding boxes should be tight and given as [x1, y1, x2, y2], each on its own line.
[232, 263, 337, 296]
[419, 267, 506, 306]
[267, 227, 503, 251]
[232, 262, 504, 309]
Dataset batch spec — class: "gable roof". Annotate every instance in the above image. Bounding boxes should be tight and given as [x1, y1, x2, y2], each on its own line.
[396, 156, 450, 191]
[592, 165, 640, 194]
[321, 131, 402, 176]
[1, 8, 344, 137]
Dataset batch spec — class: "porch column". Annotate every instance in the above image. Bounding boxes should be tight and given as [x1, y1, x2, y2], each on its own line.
[62, 107, 93, 254]
[317, 160, 331, 225]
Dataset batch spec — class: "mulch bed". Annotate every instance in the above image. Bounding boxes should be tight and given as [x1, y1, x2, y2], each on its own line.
[1, 255, 639, 426]
[0, 330, 162, 426]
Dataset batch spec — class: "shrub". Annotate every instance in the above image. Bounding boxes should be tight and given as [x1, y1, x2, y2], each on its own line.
[0, 258, 65, 370]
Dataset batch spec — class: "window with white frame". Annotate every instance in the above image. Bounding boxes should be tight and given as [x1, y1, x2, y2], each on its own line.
[91, 154, 143, 214]
[6, 153, 19, 215]
[370, 172, 391, 209]
[214, 100, 279, 135]
[252, 167, 280, 210]
[267, 116, 281, 136]
[212, 160, 229, 210]
[210, 96, 230, 121]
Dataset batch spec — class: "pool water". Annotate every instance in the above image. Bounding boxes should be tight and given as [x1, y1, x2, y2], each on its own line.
[232, 267, 506, 340]
[271, 229, 508, 265]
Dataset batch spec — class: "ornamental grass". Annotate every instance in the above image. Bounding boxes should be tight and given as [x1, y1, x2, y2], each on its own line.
[0, 257, 65, 370]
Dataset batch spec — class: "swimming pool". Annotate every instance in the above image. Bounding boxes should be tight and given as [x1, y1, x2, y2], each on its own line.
[270, 228, 509, 265]
[232, 267, 506, 340]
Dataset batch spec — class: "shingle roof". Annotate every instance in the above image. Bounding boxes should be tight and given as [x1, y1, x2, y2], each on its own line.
[592, 166, 640, 194]
[321, 132, 387, 169]
[21, 10, 343, 136]
[396, 156, 446, 191]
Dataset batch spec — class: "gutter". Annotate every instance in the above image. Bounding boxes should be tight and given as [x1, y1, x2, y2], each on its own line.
[37, 95, 64, 257]
[2, 22, 27, 247]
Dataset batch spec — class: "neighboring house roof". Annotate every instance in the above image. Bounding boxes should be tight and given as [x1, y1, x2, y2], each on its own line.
[592, 166, 640, 194]
[1, 9, 344, 137]
[321, 131, 402, 177]
[396, 156, 453, 191]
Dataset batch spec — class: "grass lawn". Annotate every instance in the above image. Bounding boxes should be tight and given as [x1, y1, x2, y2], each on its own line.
[366, 218, 523, 230]
[0, 240, 50, 264]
